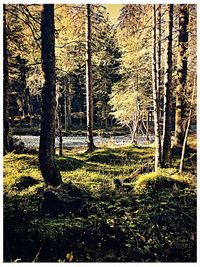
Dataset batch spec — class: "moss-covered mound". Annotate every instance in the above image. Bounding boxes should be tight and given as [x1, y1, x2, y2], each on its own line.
[3, 145, 196, 262]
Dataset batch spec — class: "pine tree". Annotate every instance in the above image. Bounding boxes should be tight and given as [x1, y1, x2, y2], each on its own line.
[39, 4, 62, 186]
[174, 4, 189, 147]
[3, 5, 10, 154]
[86, 4, 95, 151]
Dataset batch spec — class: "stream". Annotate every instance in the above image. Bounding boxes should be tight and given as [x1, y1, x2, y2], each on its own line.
[14, 135, 154, 149]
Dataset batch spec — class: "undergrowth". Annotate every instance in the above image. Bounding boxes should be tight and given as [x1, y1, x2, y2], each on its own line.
[3, 143, 197, 262]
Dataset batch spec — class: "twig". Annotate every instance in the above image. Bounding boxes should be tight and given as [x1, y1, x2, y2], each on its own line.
[32, 245, 43, 262]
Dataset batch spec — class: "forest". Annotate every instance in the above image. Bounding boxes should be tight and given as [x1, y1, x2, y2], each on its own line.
[3, 3, 197, 262]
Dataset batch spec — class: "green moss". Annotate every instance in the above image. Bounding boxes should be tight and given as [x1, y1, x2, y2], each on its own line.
[3, 144, 197, 262]
[134, 168, 193, 192]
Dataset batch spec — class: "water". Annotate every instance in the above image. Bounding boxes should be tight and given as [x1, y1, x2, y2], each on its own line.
[13, 135, 154, 149]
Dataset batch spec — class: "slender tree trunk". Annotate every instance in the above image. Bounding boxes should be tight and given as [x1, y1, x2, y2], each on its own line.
[179, 75, 196, 173]
[86, 4, 95, 151]
[162, 4, 174, 166]
[26, 86, 32, 127]
[56, 88, 63, 157]
[39, 4, 62, 187]
[152, 5, 162, 171]
[67, 83, 72, 128]
[174, 4, 189, 147]
[64, 78, 68, 131]
[64, 77, 72, 130]
[156, 4, 162, 122]
[3, 5, 10, 154]
[57, 100, 63, 157]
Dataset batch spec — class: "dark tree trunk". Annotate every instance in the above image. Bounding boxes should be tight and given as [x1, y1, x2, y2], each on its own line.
[56, 90, 63, 157]
[26, 87, 32, 127]
[64, 77, 72, 130]
[3, 5, 10, 154]
[152, 5, 162, 171]
[156, 4, 162, 122]
[86, 4, 95, 152]
[57, 106, 63, 157]
[162, 4, 174, 166]
[64, 78, 68, 131]
[39, 4, 62, 187]
[179, 75, 196, 173]
[174, 4, 189, 147]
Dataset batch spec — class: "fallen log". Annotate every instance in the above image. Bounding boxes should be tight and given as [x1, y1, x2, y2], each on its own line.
[123, 159, 154, 183]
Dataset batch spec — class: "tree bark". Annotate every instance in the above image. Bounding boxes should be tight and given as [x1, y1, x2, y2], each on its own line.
[56, 88, 63, 157]
[57, 102, 63, 157]
[64, 78, 68, 131]
[67, 81, 72, 128]
[86, 4, 95, 152]
[174, 4, 189, 147]
[64, 77, 72, 130]
[152, 5, 162, 171]
[3, 5, 10, 154]
[162, 4, 174, 166]
[156, 4, 162, 122]
[179, 75, 196, 173]
[39, 4, 62, 186]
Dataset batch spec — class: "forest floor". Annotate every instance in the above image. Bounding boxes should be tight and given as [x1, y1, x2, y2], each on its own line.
[3, 134, 197, 262]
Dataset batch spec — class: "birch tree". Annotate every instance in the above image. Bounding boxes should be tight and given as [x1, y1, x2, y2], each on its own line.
[162, 4, 174, 166]
[152, 5, 162, 171]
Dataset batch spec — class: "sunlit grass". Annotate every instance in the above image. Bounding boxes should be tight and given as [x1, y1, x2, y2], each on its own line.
[3, 141, 197, 262]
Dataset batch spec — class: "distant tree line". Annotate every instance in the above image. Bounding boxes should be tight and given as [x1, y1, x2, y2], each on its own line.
[3, 4, 197, 185]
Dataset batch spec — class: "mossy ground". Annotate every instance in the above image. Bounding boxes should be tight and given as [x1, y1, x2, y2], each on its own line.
[3, 138, 197, 262]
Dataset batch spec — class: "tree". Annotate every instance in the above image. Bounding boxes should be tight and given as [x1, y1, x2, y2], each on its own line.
[162, 4, 174, 166]
[156, 4, 162, 119]
[111, 4, 153, 141]
[86, 4, 95, 151]
[63, 77, 72, 130]
[109, 83, 147, 144]
[152, 5, 162, 171]
[179, 75, 196, 173]
[174, 4, 189, 147]
[39, 4, 62, 186]
[3, 5, 10, 154]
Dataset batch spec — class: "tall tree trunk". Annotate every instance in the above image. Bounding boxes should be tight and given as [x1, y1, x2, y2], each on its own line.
[57, 97, 63, 157]
[174, 4, 189, 147]
[67, 82, 72, 128]
[162, 4, 174, 166]
[26, 86, 32, 127]
[152, 5, 162, 171]
[156, 4, 162, 123]
[179, 75, 196, 173]
[56, 88, 63, 157]
[86, 4, 95, 151]
[39, 4, 62, 187]
[64, 77, 72, 130]
[3, 5, 10, 154]
[64, 78, 68, 131]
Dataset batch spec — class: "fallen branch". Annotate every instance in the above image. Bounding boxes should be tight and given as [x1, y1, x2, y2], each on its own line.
[123, 159, 154, 183]
[32, 245, 43, 262]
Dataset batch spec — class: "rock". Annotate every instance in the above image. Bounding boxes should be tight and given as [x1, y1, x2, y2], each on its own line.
[41, 183, 88, 217]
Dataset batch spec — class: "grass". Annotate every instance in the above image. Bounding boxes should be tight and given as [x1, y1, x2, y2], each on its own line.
[3, 142, 197, 262]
